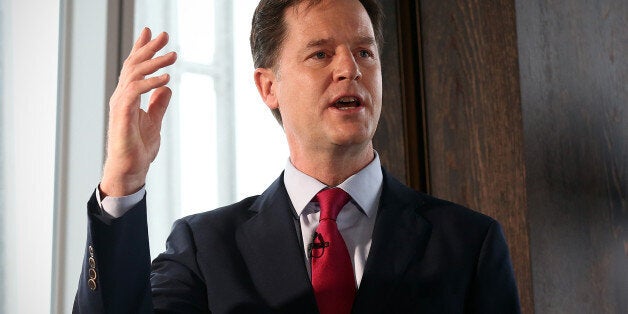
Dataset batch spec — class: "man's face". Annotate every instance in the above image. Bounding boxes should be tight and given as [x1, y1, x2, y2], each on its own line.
[267, 0, 382, 154]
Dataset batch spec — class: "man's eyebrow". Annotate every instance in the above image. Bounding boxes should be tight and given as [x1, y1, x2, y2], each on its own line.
[355, 36, 376, 46]
[304, 36, 376, 49]
[305, 38, 333, 49]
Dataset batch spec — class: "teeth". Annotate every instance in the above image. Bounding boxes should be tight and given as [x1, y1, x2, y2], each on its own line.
[333, 96, 360, 110]
[337, 97, 357, 103]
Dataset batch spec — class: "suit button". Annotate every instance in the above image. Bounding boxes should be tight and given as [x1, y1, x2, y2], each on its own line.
[88, 257, 96, 268]
[89, 245, 94, 255]
[89, 268, 97, 280]
[88, 278, 97, 291]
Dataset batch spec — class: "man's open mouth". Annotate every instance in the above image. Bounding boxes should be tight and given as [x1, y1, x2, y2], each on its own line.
[333, 96, 361, 110]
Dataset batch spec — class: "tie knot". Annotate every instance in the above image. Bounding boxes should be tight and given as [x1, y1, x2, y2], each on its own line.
[315, 188, 351, 220]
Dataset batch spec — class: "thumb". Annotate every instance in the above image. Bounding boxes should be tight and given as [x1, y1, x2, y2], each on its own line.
[147, 86, 172, 128]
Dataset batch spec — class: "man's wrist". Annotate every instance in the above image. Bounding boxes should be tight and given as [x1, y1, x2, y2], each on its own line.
[100, 172, 146, 197]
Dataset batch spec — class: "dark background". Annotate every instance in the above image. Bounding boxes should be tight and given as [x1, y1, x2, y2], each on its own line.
[373, 0, 627, 313]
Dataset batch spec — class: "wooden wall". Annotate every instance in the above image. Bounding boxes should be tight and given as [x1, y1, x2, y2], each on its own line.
[375, 0, 428, 193]
[516, 0, 627, 313]
[373, 0, 411, 184]
[372, 0, 626, 313]
[417, 0, 535, 312]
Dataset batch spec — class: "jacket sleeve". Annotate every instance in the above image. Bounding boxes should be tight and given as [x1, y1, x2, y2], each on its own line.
[73, 191, 153, 314]
[467, 221, 522, 314]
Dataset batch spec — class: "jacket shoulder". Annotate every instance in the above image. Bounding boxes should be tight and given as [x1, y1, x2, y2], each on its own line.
[419, 193, 495, 227]
[383, 171, 497, 235]
[177, 195, 260, 234]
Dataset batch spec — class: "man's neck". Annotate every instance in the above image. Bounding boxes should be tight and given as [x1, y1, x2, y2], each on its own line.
[289, 142, 375, 186]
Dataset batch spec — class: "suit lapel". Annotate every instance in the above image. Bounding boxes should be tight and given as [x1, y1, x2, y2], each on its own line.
[235, 175, 318, 312]
[352, 171, 433, 313]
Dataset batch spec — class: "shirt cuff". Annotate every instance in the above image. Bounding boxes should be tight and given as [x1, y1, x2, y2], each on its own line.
[95, 185, 146, 218]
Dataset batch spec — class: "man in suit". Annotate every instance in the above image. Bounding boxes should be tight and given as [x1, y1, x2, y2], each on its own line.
[74, 0, 521, 313]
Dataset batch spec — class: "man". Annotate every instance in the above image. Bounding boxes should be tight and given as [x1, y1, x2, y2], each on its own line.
[74, 0, 521, 313]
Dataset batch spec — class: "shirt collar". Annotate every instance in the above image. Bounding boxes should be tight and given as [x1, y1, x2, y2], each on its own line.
[284, 151, 383, 218]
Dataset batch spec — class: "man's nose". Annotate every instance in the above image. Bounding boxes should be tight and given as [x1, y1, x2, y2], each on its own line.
[333, 49, 361, 82]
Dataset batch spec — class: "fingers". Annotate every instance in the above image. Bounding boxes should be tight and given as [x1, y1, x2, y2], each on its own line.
[125, 31, 170, 66]
[112, 28, 176, 111]
[117, 74, 171, 107]
[131, 27, 151, 54]
[119, 29, 176, 88]
[136, 73, 171, 96]
[129, 51, 177, 80]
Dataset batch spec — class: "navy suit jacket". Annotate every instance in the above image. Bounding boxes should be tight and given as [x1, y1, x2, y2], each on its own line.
[73, 170, 521, 313]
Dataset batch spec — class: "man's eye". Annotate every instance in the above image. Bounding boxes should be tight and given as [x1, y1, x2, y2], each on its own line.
[313, 51, 327, 59]
[358, 50, 373, 58]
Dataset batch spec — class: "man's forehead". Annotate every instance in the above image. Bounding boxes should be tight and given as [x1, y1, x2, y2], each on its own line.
[287, 0, 370, 21]
[287, 0, 331, 16]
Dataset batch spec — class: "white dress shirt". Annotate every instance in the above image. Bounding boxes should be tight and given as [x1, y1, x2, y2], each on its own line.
[98, 153, 383, 287]
[284, 153, 383, 287]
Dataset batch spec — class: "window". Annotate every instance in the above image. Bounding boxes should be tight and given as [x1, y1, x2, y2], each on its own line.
[134, 0, 288, 258]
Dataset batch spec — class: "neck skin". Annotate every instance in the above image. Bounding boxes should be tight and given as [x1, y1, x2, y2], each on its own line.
[289, 141, 375, 187]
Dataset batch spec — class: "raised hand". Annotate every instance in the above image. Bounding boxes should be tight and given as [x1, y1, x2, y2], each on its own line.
[100, 27, 177, 197]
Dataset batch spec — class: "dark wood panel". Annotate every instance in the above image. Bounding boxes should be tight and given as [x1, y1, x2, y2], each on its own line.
[373, 0, 408, 184]
[374, 0, 429, 192]
[417, 0, 534, 312]
[516, 0, 628, 312]
[395, 0, 429, 193]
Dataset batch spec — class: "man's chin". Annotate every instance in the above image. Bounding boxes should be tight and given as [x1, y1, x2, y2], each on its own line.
[329, 133, 373, 150]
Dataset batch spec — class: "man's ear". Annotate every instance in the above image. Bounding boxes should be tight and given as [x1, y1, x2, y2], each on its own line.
[254, 68, 278, 110]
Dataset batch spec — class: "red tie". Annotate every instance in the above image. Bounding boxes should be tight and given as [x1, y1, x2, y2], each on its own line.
[311, 188, 356, 314]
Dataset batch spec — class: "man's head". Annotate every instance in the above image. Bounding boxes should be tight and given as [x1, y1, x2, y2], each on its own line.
[250, 0, 383, 125]
[251, 0, 383, 167]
